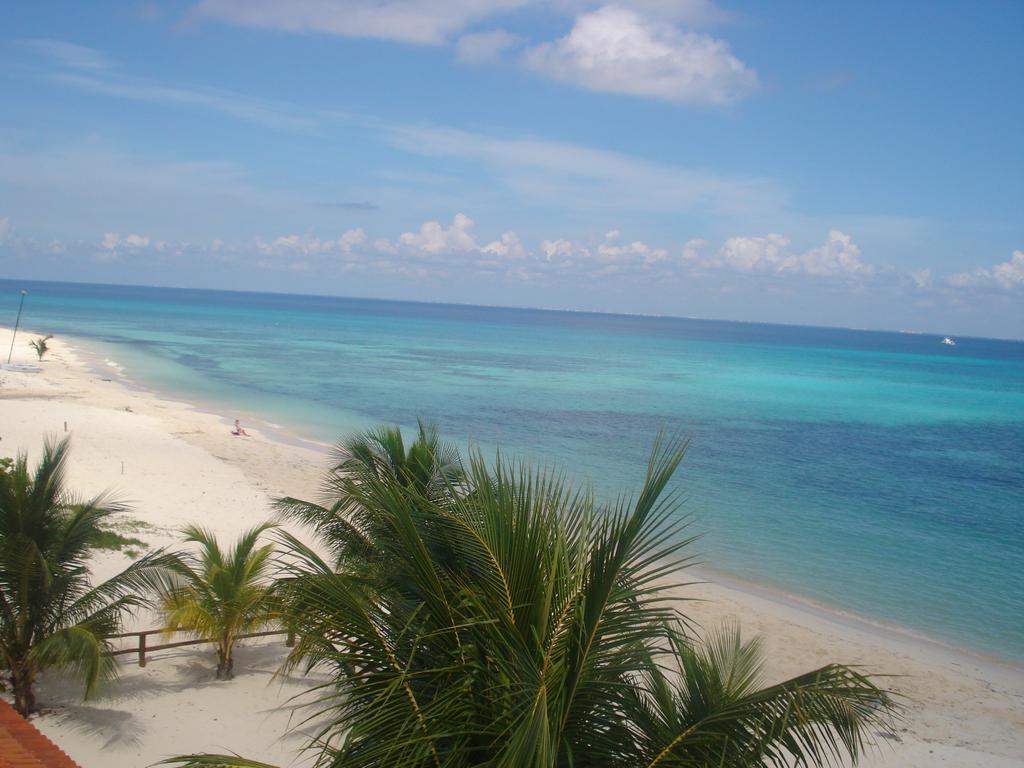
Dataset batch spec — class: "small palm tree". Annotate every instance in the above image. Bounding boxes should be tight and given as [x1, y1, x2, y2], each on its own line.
[0, 436, 172, 716]
[155, 523, 278, 680]
[29, 335, 53, 361]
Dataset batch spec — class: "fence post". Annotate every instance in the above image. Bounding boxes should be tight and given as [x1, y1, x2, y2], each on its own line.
[286, 629, 295, 648]
[138, 633, 147, 667]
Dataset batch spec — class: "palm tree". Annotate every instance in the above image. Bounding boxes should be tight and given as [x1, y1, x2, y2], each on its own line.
[0, 436, 172, 716]
[169, 430, 896, 767]
[274, 420, 463, 583]
[29, 335, 53, 361]
[155, 523, 278, 680]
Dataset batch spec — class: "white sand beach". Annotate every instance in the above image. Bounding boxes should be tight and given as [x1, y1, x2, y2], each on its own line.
[1, 327, 1022, 768]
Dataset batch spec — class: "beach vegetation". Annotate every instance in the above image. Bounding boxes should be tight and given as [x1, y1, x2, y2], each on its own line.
[89, 516, 155, 558]
[89, 528, 149, 558]
[169, 427, 896, 767]
[29, 334, 53, 361]
[153, 523, 278, 680]
[0, 436, 175, 716]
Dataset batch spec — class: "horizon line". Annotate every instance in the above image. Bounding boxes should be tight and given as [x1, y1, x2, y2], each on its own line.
[2, 275, 1021, 344]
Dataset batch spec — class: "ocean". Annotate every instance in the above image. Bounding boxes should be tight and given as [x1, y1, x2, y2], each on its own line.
[3, 278, 1023, 661]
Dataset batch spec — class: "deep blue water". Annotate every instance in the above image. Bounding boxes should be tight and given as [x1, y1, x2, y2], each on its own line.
[4, 279, 1023, 660]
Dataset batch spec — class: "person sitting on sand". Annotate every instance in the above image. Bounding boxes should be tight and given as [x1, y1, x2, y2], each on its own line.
[232, 419, 249, 437]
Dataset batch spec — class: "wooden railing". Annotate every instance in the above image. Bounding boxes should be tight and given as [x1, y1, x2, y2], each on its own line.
[106, 627, 295, 668]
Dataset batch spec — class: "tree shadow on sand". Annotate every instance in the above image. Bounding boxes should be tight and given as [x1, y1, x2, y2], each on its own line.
[32, 640, 329, 752]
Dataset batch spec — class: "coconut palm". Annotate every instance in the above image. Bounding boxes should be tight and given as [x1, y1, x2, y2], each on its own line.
[274, 420, 464, 578]
[169, 430, 896, 767]
[155, 523, 278, 680]
[0, 436, 172, 716]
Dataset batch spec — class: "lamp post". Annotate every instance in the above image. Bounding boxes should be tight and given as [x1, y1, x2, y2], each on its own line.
[7, 289, 28, 365]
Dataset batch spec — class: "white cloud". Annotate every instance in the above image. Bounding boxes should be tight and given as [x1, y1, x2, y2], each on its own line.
[909, 269, 932, 289]
[97, 232, 151, 262]
[947, 250, 1024, 291]
[255, 228, 371, 258]
[258, 234, 331, 255]
[522, 5, 757, 104]
[194, 0, 534, 45]
[101, 232, 150, 250]
[541, 238, 585, 261]
[185, 2, 753, 106]
[533, 231, 672, 279]
[29, 42, 778, 221]
[373, 238, 398, 255]
[11, 212, 1020, 327]
[597, 229, 668, 265]
[717, 233, 790, 272]
[190, 1, 734, 44]
[681, 238, 707, 261]
[993, 250, 1024, 288]
[710, 230, 872, 277]
[339, 228, 368, 252]
[456, 29, 523, 64]
[798, 230, 873, 276]
[481, 231, 526, 259]
[399, 213, 480, 254]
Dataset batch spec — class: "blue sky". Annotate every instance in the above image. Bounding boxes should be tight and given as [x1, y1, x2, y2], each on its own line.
[1, 1, 1022, 337]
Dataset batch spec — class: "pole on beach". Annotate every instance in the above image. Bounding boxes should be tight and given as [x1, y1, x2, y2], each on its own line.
[7, 289, 28, 364]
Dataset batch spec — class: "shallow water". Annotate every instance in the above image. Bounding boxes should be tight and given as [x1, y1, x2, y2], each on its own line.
[4, 279, 1023, 660]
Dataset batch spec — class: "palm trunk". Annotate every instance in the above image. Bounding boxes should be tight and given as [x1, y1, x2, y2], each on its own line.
[216, 635, 234, 680]
[11, 662, 37, 716]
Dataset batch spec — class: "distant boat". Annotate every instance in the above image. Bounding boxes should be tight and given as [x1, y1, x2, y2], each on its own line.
[941, 337, 956, 346]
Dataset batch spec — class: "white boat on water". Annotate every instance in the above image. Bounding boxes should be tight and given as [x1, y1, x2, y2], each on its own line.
[941, 337, 956, 346]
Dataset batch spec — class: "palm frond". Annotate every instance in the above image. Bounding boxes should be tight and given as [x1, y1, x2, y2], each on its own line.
[0, 437, 171, 713]
[158, 755, 281, 768]
[172, 425, 897, 767]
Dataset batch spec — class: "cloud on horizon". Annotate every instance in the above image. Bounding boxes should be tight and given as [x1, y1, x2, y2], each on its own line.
[5, 209, 1020, 336]
[705, 230, 873, 277]
[947, 250, 1024, 292]
[7, 209, 1017, 293]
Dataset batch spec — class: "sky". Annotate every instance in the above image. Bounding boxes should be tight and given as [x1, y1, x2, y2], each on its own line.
[0, 1, 1022, 338]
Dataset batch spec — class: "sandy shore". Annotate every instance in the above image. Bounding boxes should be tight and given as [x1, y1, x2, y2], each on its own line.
[1, 327, 1022, 767]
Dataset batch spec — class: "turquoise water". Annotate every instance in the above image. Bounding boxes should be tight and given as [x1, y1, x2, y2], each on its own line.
[4, 279, 1023, 660]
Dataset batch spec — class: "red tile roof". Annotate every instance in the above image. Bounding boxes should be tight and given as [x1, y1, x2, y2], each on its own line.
[0, 700, 81, 768]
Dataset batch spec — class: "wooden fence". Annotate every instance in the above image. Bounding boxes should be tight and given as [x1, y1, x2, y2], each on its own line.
[107, 627, 295, 668]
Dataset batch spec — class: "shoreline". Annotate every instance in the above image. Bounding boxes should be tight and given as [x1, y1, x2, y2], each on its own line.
[69, 334, 342, 458]
[1, 325, 1022, 767]
[690, 561, 1024, 677]
[56, 329, 1024, 673]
